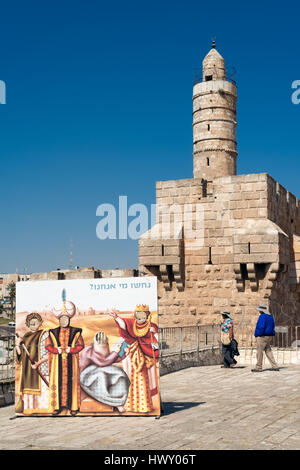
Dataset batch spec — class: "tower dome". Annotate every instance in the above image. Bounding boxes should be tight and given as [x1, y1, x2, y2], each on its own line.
[202, 47, 226, 81]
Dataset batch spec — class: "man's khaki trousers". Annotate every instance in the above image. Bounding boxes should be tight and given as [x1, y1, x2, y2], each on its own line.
[255, 336, 278, 370]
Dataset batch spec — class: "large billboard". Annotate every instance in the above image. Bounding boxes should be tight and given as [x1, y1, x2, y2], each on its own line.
[15, 277, 160, 416]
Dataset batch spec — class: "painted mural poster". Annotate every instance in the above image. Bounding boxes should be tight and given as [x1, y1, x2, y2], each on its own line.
[15, 277, 160, 416]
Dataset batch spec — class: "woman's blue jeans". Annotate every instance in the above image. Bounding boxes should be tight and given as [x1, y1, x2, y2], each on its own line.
[222, 343, 236, 368]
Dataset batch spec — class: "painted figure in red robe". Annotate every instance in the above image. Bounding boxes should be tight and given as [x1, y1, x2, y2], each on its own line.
[109, 304, 159, 413]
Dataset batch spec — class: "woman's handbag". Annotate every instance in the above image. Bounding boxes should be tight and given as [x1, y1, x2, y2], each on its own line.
[231, 338, 240, 356]
[221, 331, 231, 345]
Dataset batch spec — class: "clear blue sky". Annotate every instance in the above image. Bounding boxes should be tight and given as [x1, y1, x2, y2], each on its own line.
[0, 0, 299, 274]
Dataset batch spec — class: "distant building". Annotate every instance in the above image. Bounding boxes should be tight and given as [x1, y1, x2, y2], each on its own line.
[1, 267, 138, 288]
[0, 273, 30, 301]
[29, 266, 138, 281]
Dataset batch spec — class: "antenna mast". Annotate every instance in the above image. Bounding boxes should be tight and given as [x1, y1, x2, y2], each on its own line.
[69, 238, 73, 270]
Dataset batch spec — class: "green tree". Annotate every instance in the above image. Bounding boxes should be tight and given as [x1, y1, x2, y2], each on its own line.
[7, 282, 16, 319]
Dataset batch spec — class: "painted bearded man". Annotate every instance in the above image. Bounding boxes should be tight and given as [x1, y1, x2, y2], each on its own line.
[108, 305, 159, 414]
[46, 297, 84, 415]
[15, 312, 49, 415]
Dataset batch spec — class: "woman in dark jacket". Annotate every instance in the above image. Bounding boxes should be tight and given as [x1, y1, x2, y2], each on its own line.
[220, 310, 238, 368]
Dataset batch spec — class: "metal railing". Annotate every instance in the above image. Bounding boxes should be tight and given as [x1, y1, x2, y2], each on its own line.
[0, 334, 15, 381]
[159, 324, 300, 357]
[194, 70, 236, 86]
[233, 324, 300, 350]
[159, 324, 220, 357]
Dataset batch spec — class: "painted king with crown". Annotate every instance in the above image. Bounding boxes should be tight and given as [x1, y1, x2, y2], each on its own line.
[109, 304, 159, 414]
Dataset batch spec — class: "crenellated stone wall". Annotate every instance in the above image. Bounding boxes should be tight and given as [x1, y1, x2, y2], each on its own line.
[139, 171, 300, 327]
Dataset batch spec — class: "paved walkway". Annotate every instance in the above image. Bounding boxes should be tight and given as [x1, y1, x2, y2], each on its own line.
[0, 365, 299, 450]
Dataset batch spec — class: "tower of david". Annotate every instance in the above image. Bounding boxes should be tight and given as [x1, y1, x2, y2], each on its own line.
[139, 43, 300, 327]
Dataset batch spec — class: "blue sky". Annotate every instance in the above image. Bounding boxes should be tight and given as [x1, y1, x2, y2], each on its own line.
[0, 0, 299, 274]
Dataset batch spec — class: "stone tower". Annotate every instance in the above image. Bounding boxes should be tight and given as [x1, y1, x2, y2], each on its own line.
[193, 42, 237, 180]
[139, 42, 300, 328]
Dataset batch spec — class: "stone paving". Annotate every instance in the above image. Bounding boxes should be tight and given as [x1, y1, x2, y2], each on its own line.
[0, 364, 299, 450]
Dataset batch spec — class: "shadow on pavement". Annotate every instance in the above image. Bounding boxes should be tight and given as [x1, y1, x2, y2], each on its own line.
[162, 401, 205, 416]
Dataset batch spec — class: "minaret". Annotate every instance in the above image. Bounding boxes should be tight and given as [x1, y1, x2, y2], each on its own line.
[193, 41, 237, 180]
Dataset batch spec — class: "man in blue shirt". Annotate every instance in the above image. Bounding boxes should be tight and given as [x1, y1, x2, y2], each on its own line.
[251, 304, 279, 372]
